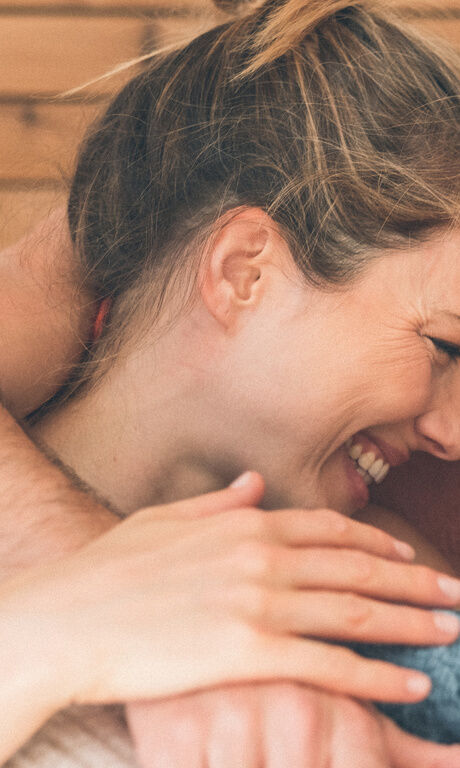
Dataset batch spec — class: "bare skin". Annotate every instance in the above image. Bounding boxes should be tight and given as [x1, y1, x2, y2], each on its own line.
[1, 210, 459, 768]
[0, 207, 94, 418]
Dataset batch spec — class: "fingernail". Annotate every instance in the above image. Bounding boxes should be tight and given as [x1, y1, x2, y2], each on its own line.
[434, 611, 460, 635]
[393, 539, 415, 560]
[438, 575, 460, 603]
[406, 673, 431, 696]
[230, 471, 252, 488]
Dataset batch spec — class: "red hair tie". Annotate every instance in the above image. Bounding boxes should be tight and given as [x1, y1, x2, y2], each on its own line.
[91, 297, 112, 342]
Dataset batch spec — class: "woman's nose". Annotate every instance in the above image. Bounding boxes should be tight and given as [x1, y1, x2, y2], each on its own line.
[414, 391, 460, 461]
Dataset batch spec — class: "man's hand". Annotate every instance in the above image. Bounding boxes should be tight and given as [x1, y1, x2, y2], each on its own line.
[127, 683, 460, 768]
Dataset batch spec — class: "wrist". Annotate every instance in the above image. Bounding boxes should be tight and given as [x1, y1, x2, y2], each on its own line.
[0, 568, 75, 760]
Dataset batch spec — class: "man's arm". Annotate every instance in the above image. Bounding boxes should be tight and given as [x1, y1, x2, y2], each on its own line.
[0, 209, 117, 577]
[0, 404, 117, 578]
[0, 206, 94, 418]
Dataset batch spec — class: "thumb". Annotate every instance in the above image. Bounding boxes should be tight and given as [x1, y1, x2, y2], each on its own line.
[381, 712, 460, 768]
[150, 471, 265, 521]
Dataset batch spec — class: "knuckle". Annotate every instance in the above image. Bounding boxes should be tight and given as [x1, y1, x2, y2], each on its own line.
[231, 540, 277, 579]
[228, 582, 272, 621]
[376, 530, 395, 552]
[282, 508, 310, 526]
[341, 593, 374, 631]
[343, 703, 383, 742]
[270, 683, 319, 725]
[415, 564, 438, 594]
[242, 508, 268, 538]
[315, 507, 350, 534]
[343, 550, 375, 587]
[214, 695, 253, 736]
[329, 648, 380, 696]
[171, 712, 201, 747]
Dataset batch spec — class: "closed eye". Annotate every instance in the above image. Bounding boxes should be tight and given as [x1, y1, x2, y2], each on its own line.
[428, 336, 460, 362]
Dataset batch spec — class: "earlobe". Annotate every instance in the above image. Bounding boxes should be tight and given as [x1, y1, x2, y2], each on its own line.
[200, 208, 273, 329]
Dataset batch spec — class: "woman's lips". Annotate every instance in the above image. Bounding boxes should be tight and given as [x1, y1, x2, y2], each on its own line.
[342, 449, 371, 509]
[356, 430, 410, 467]
[341, 430, 410, 510]
[342, 431, 410, 509]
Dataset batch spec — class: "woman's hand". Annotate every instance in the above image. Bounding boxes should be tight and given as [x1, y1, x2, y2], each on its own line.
[1, 472, 460, 760]
[127, 683, 460, 768]
[7, 474, 460, 703]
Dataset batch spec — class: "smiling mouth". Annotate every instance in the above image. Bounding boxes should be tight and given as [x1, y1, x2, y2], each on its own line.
[345, 436, 390, 487]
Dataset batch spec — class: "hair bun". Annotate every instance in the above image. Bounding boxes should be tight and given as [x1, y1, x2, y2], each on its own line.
[236, 0, 362, 78]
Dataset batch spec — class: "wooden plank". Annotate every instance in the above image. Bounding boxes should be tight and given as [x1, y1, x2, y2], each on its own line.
[0, 187, 67, 249]
[0, 0, 213, 9]
[0, 103, 103, 181]
[0, 0, 457, 13]
[0, 17, 148, 96]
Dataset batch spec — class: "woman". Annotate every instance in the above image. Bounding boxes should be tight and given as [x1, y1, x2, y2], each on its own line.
[1, 0, 460, 764]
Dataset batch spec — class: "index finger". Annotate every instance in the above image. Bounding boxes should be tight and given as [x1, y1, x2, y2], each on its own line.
[264, 508, 415, 562]
[142, 471, 265, 521]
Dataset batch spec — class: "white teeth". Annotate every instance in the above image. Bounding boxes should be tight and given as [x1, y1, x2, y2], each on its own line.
[358, 451, 375, 471]
[375, 463, 390, 484]
[349, 443, 363, 460]
[347, 440, 390, 486]
[356, 465, 373, 485]
[368, 458, 384, 479]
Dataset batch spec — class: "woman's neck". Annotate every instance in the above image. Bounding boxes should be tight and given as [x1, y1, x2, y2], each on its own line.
[30, 324, 242, 515]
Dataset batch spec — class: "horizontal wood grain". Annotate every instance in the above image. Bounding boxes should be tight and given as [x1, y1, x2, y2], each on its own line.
[0, 103, 103, 181]
[0, 17, 149, 96]
[0, 1, 457, 248]
[0, 12, 223, 98]
[0, 0, 212, 9]
[0, 0, 457, 14]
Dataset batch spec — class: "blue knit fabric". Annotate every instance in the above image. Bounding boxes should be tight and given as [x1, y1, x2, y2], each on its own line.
[349, 611, 460, 744]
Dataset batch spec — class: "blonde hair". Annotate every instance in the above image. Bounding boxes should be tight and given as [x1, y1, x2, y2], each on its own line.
[41, 0, 460, 408]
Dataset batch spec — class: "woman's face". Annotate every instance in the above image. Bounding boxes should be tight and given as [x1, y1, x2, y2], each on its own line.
[223, 228, 460, 515]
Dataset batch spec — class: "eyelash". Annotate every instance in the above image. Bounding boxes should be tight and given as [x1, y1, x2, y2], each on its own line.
[429, 337, 460, 362]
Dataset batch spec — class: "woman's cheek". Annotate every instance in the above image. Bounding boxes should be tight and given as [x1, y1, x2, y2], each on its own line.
[372, 345, 433, 423]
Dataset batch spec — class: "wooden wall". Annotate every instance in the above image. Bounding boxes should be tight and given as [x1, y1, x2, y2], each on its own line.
[0, 0, 459, 248]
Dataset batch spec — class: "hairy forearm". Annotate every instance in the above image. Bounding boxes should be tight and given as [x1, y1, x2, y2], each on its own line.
[0, 208, 113, 574]
[0, 404, 117, 577]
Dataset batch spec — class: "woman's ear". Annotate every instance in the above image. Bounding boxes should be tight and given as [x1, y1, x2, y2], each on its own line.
[199, 208, 281, 329]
